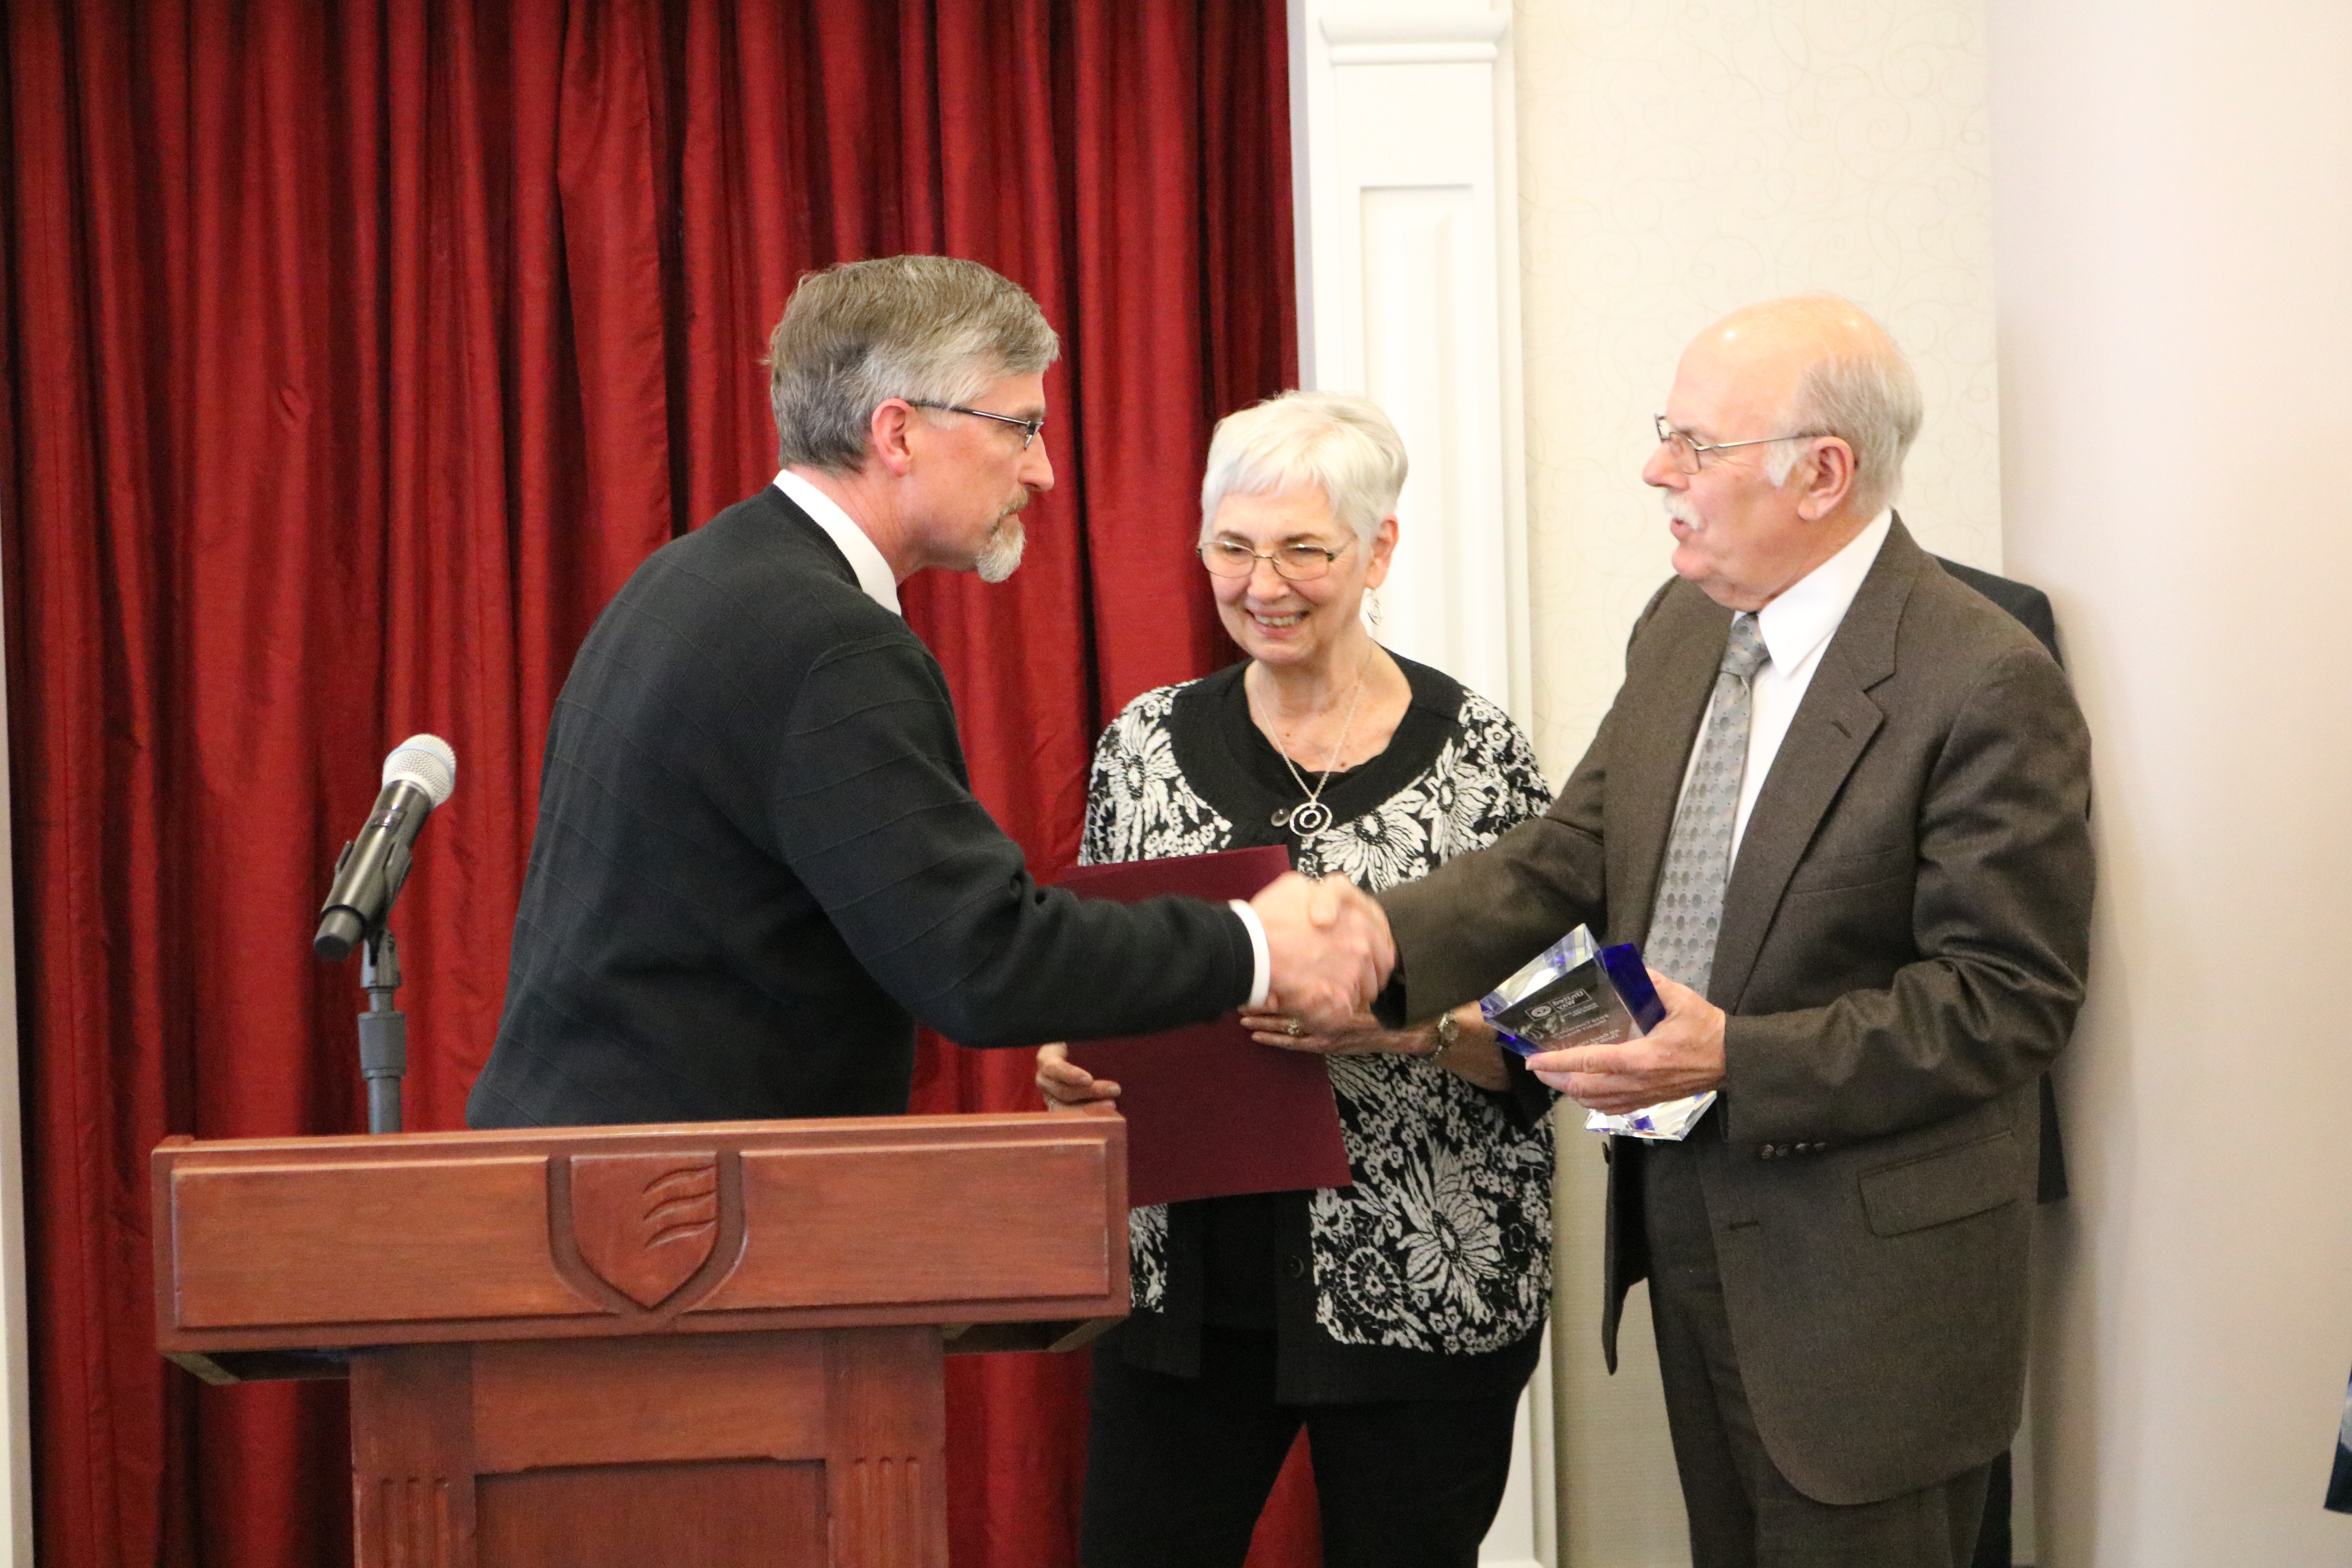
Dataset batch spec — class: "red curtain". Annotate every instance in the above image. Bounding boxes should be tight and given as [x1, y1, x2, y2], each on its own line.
[0, 3, 1307, 1563]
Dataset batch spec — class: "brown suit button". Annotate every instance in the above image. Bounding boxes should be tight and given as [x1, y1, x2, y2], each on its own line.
[1282, 1255, 1307, 1281]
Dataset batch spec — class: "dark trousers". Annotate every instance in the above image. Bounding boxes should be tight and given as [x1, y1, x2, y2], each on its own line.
[1643, 1135, 1993, 1568]
[1079, 1327, 1526, 1568]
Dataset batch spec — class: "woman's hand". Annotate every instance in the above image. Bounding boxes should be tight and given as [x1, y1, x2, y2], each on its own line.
[1243, 999, 1511, 1092]
[1036, 1041, 1120, 1111]
[1241, 1002, 1416, 1057]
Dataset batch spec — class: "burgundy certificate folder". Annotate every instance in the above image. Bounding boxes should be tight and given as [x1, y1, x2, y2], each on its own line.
[1059, 846, 1353, 1208]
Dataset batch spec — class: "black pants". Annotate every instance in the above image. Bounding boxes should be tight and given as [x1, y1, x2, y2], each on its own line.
[1079, 1328, 1526, 1568]
[1644, 1135, 1992, 1568]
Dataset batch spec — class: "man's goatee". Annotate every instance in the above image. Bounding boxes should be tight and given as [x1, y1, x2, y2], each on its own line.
[977, 515, 1025, 583]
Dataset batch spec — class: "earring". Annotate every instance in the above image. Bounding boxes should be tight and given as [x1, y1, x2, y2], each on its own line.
[1364, 588, 1384, 629]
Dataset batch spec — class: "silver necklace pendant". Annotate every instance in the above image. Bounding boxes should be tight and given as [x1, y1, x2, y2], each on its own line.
[1257, 647, 1374, 843]
[1278, 800, 1334, 836]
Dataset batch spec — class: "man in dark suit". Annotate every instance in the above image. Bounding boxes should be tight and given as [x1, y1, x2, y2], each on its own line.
[1935, 555, 2068, 1568]
[470, 256, 1391, 1131]
[1940, 560, 2058, 663]
[1380, 298, 2093, 1566]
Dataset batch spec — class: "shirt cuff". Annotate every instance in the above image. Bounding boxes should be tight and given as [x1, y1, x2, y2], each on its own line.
[1228, 900, 1271, 1009]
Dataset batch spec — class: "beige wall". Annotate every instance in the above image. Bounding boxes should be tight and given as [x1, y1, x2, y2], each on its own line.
[1515, 0, 2004, 773]
[1513, 2, 2009, 1561]
[1989, 2, 2352, 1564]
[1518, 4, 2352, 1566]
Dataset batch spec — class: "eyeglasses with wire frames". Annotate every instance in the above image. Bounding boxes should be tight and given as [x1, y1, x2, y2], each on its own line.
[905, 399, 1045, 448]
[1197, 538, 1352, 582]
[1653, 415, 1824, 475]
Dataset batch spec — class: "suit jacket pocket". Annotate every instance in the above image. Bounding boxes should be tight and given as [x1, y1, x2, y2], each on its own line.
[1782, 842, 1913, 896]
[1859, 1132, 2022, 1237]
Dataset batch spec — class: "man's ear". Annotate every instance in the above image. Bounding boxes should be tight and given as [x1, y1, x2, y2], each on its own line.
[869, 398, 919, 478]
[1793, 436, 1857, 521]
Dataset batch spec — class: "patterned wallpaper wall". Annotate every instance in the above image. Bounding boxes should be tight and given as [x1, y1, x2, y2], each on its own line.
[1515, 0, 2003, 771]
[1512, 5, 2005, 1563]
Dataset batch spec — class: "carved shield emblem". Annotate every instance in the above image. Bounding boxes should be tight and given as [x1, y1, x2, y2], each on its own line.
[568, 1151, 721, 1308]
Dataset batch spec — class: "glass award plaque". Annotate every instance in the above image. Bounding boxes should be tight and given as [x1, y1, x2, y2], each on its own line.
[1477, 925, 1717, 1141]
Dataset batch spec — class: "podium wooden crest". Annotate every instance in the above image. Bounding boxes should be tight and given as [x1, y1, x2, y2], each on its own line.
[152, 1109, 1129, 1567]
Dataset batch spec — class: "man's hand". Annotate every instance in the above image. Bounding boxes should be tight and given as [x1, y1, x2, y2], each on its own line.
[1248, 872, 1396, 1031]
[1525, 970, 1725, 1112]
[1035, 1042, 1119, 1111]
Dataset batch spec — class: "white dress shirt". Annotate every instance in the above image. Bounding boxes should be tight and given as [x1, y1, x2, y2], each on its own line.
[770, 471, 1273, 1002]
[1687, 510, 1893, 863]
[773, 468, 901, 615]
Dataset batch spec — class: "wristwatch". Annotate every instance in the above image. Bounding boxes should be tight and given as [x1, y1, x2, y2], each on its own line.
[1428, 1009, 1462, 1062]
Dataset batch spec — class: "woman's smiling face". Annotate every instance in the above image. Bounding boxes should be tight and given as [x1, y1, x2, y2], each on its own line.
[1203, 485, 1392, 671]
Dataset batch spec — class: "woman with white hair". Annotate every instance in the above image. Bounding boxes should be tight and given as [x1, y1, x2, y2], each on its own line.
[1037, 391, 1555, 1567]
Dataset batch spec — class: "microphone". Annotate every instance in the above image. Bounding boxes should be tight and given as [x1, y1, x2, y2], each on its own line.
[313, 735, 457, 962]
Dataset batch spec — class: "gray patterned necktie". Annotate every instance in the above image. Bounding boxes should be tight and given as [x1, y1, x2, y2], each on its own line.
[1645, 613, 1769, 997]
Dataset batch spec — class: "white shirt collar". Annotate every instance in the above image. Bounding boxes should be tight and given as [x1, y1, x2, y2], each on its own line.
[773, 469, 902, 616]
[1752, 510, 1892, 676]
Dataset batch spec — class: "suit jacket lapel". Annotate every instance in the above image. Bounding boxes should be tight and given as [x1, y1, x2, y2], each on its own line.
[1611, 588, 1733, 947]
[1708, 521, 1924, 1007]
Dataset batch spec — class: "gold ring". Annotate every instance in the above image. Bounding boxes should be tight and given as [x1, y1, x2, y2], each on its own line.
[1286, 1019, 1304, 1037]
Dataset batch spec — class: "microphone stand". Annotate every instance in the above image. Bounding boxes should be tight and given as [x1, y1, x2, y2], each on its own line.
[357, 927, 407, 1134]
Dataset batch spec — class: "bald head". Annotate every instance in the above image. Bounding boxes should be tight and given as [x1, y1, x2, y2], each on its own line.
[1689, 296, 1921, 517]
[1646, 298, 1922, 610]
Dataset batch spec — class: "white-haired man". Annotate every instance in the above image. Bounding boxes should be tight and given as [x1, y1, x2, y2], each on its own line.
[471, 256, 1390, 1130]
[1379, 298, 2093, 1566]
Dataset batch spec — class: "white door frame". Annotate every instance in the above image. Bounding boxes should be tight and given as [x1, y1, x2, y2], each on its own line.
[1289, 5, 1551, 1562]
[0, 535, 37, 1563]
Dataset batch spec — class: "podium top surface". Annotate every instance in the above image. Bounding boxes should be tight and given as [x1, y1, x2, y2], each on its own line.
[154, 1109, 1129, 1354]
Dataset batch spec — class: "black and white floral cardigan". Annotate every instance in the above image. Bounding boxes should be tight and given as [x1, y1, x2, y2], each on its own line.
[1083, 653, 1559, 1401]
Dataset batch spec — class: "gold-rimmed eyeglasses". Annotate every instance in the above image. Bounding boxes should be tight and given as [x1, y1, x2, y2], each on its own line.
[1653, 415, 1821, 475]
[907, 400, 1045, 448]
[1197, 539, 1351, 582]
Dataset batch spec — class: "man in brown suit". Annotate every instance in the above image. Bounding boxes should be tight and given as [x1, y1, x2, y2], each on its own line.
[1380, 298, 2092, 1566]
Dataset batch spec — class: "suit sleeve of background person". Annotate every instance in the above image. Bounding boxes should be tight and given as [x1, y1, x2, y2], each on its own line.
[1935, 552, 2071, 1205]
[470, 489, 1256, 1131]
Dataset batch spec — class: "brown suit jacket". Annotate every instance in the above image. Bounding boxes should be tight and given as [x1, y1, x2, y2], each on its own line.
[1380, 521, 2094, 1504]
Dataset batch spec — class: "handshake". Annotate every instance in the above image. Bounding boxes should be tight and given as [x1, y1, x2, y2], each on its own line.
[1246, 872, 1396, 1029]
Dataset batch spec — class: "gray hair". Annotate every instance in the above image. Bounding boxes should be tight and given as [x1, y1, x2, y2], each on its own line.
[768, 256, 1060, 474]
[1198, 391, 1408, 544]
[1760, 302, 1923, 515]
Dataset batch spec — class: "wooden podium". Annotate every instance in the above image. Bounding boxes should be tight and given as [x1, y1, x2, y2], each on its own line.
[151, 1109, 1129, 1567]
